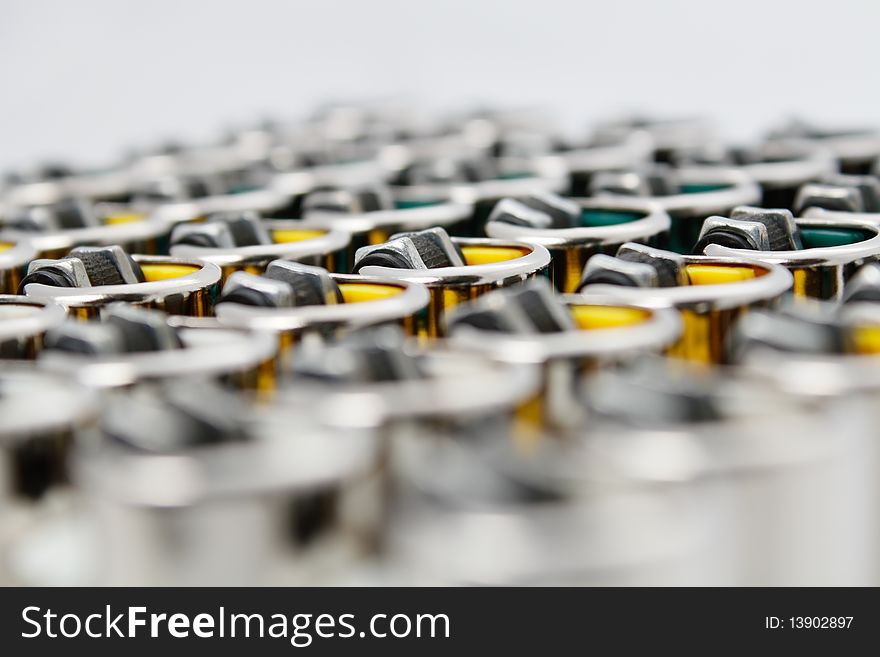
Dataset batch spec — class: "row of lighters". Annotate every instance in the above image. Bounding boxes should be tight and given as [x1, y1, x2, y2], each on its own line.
[1, 108, 880, 586]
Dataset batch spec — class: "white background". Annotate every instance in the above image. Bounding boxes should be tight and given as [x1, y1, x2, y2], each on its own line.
[1, 0, 877, 170]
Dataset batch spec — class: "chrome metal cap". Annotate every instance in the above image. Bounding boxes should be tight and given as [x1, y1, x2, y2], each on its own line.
[578, 253, 659, 289]
[693, 216, 771, 253]
[355, 236, 551, 287]
[484, 196, 671, 250]
[215, 273, 429, 334]
[794, 183, 865, 215]
[729, 206, 802, 250]
[446, 279, 575, 335]
[703, 216, 880, 268]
